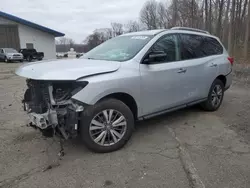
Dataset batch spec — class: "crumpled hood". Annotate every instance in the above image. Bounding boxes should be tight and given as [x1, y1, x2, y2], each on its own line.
[15, 58, 120, 80]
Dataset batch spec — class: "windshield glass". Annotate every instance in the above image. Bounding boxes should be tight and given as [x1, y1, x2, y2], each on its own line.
[5, 48, 18, 53]
[83, 35, 153, 61]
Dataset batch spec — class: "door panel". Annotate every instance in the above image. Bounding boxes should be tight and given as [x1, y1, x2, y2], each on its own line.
[178, 34, 221, 101]
[0, 25, 20, 50]
[176, 57, 217, 103]
[140, 61, 187, 115]
[139, 34, 189, 116]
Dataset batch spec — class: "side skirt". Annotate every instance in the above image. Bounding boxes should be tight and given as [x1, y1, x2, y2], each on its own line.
[138, 98, 207, 120]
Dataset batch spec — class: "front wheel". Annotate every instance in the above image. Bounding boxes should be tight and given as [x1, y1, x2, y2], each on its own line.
[201, 79, 225, 111]
[80, 99, 134, 153]
[4, 56, 9, 63]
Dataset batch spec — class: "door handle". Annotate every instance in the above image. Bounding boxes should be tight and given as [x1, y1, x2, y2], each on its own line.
[210, 63, 218, 67]
[177, 68, 187, 73]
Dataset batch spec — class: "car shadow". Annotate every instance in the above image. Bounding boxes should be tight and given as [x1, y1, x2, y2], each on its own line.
[135, 105, 202, 131]
[62, 105, 202, 157]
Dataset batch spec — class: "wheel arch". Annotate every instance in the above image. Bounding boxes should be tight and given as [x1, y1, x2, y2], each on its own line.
[97, 92, 139, 120]
[216, 75, 226, 86]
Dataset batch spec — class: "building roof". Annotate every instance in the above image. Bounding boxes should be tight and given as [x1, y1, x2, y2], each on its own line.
[0, 11, 65, 37]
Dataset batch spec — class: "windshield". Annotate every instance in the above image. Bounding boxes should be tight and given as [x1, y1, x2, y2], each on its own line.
[5, 48, 18, 53]
[83, 35, 153, 61]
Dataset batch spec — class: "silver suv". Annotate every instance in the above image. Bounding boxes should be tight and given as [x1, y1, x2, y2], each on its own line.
[16, 27, 233, 153]
[0, 48, 23, 63]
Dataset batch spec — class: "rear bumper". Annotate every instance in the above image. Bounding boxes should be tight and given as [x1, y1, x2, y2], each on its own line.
[225, 70, 233, 91]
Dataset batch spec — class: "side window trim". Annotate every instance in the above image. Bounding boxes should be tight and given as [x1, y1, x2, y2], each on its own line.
[141, 33, 181, 65]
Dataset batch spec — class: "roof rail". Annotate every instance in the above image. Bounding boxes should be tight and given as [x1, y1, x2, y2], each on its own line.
[171, 27, 210, 34]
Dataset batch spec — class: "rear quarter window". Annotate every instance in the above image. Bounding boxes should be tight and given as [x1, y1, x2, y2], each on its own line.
[179, 34, 223, 61]
[201, 37, 223, 56]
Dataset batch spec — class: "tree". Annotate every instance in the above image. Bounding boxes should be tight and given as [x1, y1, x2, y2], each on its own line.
[205, 0, 209, 30]
[140, 0, 159, 29]
[83, 28, 113, 51]
[216, 0, 225, 37]
[79, 0, 250, 62]
[56, 37, 75, 52]
[172, 0, 179, 26]
[244, 0, 250, 58]
[111, 22, 123, 37]
[222, 0, 231, 45]
[125, 20, 142, 32]
[228, 0, 236, 55]
[209, 0, 212, 32]
[157, 2, 169, 28]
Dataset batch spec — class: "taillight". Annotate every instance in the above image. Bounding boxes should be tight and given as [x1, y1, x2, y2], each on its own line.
[228, 57, 234, 65]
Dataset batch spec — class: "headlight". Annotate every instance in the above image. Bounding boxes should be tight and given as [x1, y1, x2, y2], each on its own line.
[52, 81, 88, 102]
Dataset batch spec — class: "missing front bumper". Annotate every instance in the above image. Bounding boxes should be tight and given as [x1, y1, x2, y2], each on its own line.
[28, 110, 58, 129]
[25, 102, 84, 139]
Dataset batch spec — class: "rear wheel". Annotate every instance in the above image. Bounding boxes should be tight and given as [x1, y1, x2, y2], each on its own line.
[80, 99, 134, 153]
[28, 56, 32, 62]
[201, 79, 224, 111]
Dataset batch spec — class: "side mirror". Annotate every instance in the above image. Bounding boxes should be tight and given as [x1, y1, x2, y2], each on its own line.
[142, 51, 167, 64]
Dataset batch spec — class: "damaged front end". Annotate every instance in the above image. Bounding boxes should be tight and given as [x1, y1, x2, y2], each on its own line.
[23, 79, 88, 139]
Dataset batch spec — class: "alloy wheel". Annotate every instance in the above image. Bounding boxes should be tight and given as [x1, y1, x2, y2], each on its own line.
[211, 84, 223, 108]
[89, 109, 127, 146]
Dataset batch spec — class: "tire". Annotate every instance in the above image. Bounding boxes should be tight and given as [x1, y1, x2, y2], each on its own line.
[201, 79, 225, 111]
[4, 56, 9, 63]
[28, 56, 32, 62]
[80, 99, 134, 153]
[20, 60, 23, 63]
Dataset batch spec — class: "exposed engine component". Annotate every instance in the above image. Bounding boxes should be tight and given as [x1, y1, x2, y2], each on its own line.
[53, 82, 74, 102]
[23, 79, 87, 139]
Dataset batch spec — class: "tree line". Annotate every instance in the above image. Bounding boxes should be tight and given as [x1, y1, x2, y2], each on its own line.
[57, 0, 250, 60]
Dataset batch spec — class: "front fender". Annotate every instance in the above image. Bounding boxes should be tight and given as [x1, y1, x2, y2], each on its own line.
[72, 72, 142, 116]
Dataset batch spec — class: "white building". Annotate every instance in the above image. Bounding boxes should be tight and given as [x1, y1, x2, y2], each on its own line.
[0, 11, 64, 59]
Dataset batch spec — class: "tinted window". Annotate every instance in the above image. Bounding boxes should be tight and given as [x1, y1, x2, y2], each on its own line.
[179, 34, 223, 60]
[150, 34, 179, 63]
[179, 34, 204, 60]
[201, 37, 223, 55]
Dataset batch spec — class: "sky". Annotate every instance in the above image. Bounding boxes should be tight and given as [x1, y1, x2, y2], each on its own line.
[1, 0, 151, 43]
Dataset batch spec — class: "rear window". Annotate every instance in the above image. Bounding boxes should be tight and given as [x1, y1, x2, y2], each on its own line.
[179, 34, 223, 60]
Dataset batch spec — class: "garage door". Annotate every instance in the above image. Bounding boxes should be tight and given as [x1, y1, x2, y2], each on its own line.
[0, 25, 20, 50]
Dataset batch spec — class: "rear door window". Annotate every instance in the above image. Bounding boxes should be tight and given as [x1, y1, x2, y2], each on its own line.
[179, 34, 223, 61]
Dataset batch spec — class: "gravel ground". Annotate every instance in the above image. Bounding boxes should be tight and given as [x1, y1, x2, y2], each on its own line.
[0, 62, 250, 188]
